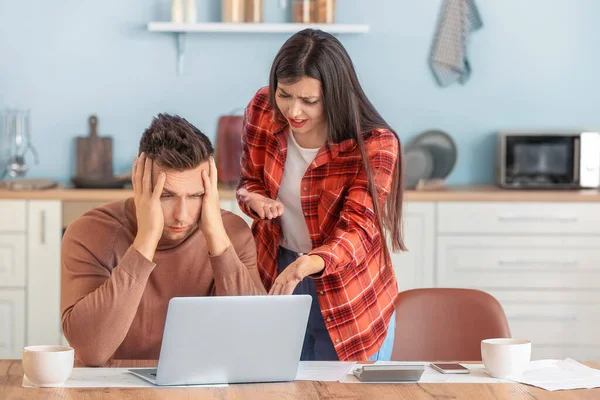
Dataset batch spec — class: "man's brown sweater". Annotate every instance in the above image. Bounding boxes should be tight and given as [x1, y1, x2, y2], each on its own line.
[60, 198, 266, 366]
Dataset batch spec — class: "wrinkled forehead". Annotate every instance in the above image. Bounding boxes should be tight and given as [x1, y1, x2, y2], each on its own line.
[152, 162, 209, 195]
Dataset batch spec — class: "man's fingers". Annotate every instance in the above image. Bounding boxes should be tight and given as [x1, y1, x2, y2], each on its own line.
[152, 172, 166, 201]
[132, 157, 138, 194]
[202, 169, 211, 191]
[209, 156, 218, 187]
[134, 153, 146, 195]
[143, 155, 153, 195]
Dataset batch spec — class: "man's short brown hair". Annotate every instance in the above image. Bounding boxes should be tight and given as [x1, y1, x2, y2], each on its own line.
[139, 113, 214, 170]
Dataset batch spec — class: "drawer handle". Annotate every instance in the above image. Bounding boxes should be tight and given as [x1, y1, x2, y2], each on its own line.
[498, 260, 579, 267]
[40, 210, 46, 245]
[498, 216, 578, 223]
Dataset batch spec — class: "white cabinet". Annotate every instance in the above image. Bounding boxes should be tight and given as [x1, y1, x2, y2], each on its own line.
[437, 201, 600, 361]
[438, 202, 600, 234]
[391, 202, 435, 291]
[437, 236, 600, 289]
[0, 289, 25, 359]
[0, 200, 26, 232]
[0, 234, 26, 288]
[27, 201, 62, 346]
[489, 291, 600, 361]
[0, 200, 62, 358]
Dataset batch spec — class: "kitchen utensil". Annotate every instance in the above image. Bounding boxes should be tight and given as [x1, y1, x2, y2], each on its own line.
[75, 115, 113, 180]
[3, 109, 39, 179]
[0, 178, 58, 191]
[215, 112, 244, 188]
[405, 146, 434, 189]
[408, 129, 457, 180]
[71, 175, 130, 189]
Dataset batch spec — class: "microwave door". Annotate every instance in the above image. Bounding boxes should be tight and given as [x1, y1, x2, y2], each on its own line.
[504, 135, 577, 189]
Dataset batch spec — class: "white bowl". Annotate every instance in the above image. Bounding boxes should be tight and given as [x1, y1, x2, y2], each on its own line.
[481, 339, 531, 379]
[22, 345, 74, 387]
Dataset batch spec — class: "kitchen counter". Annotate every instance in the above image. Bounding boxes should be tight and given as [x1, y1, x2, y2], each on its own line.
[1, 185, 600, 202]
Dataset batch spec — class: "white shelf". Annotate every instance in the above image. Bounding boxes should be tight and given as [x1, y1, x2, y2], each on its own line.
[147, 22, 370, 34]
[147, 22, 369, 75]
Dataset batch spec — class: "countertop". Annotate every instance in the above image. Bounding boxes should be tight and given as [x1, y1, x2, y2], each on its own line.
[1, 185, 600, 202]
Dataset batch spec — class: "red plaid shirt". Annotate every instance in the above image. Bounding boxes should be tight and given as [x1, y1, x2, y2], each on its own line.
[237, 87, 399, 361]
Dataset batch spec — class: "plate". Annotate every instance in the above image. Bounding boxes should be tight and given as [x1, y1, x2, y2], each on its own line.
[405, 146, 434, 189]
[407, 130, 457, 180]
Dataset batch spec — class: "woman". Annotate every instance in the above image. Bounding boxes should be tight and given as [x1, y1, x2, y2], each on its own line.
[236, 28, 405, 362]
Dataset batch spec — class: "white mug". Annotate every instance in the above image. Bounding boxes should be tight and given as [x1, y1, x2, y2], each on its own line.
[481, 338, 531, 379]
[22, 345, 74, 387]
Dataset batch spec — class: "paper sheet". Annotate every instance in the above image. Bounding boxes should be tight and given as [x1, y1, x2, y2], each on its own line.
[506, 358, 600, 391]
[295, 361, 356, 381]
[340, 361, 510, 384]
[22, 368, 227, 388]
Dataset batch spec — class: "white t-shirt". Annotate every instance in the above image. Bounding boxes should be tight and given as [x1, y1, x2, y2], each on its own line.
[277, 131, 320, 253]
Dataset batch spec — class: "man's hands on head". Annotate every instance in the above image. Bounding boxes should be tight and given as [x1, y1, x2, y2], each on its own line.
[200, 156, 231, 256]
[132, 153, 166, 262]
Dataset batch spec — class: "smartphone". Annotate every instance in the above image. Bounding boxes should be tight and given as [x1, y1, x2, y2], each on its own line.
[430, 363, 470, 374]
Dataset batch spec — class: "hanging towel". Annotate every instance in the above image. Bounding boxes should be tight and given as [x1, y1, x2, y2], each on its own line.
[429, 0, 483, 87]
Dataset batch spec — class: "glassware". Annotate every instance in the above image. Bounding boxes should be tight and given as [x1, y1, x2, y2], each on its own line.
[316, 0, 335, 23]
[222, 0, 245, 23]
[3, 109, 39, 179]
[292, 0, 317, 23]
[292, 0, 335, 23]
[245, 0, 263, 23]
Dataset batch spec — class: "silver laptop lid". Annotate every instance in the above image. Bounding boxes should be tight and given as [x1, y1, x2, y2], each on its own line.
[155, 294, 311, 385]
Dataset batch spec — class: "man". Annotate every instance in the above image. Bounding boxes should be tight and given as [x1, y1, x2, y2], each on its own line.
[61, 114, 266, 366]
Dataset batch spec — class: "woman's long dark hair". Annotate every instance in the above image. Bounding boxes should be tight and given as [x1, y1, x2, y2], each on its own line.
[268, 28, 407, 266]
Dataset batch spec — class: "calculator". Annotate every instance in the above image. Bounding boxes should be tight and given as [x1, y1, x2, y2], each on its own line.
[353, 364, 425, 382]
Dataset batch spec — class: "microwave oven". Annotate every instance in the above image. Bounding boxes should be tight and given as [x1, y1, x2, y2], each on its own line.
[496, 131, 600, 189]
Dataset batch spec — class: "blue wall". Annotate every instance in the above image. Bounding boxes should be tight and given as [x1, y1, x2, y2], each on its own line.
[1, 0, 599, 184]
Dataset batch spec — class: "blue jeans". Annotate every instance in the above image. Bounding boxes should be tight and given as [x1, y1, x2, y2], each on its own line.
[277, 246, 396, 361]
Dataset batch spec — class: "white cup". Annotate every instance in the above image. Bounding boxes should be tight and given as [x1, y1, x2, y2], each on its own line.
[22, 345, 74, 387]
[481, 338, 531, 378]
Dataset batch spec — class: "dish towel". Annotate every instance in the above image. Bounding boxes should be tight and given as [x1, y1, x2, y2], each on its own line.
[429, 0, 483, 87]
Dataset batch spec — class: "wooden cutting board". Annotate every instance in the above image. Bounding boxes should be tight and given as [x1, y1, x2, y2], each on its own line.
[76, 115, 113, 179]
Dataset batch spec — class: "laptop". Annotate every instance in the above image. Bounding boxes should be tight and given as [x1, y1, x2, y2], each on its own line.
[129, 294, 311, 386]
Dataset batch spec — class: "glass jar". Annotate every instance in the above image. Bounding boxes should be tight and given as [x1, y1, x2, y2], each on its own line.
[292, 0, 335, 24]
[316, 0, 335, 24]
[222, 0, 245, 23]
[2, 109, 38, 179]
[244, 0, 263, 23]
[292, 0, 317, 23]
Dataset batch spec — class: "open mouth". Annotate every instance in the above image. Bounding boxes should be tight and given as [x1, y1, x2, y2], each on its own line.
[288, 118, 307, 128]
